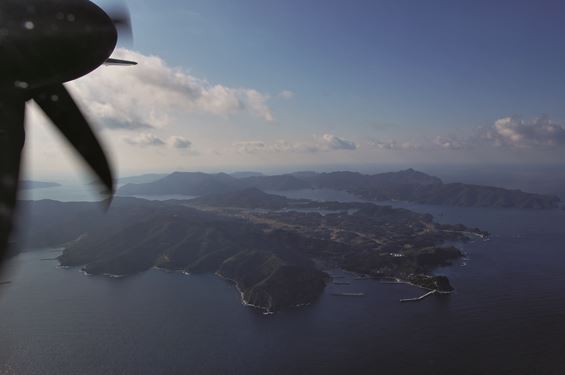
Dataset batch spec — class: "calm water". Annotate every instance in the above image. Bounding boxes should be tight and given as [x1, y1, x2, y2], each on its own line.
[20, 184, 102, 202]
[3, 190, 565, 374]
[20, 184, 196, 203]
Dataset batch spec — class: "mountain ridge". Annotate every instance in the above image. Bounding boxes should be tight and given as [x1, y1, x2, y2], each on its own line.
[118, 169, 560, 209]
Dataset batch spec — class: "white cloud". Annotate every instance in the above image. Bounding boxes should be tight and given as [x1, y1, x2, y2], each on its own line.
[279, 90, 295, 99]
[433, 135, 466, 150]
[481, 116, 565, 149]
[234, 141, 268, 154]
[322, 134, 357, 150]
[69, 48, 275, 130]
[234, 134, 357, 154]
[168, 136, 192, 149]
[369, 135, 466, 151]
[368, 115, 565, 153]
[234, 140, 316, 154]
[368, 139, 419, 151]
[123, 133, 194, 152]
[123, 133, 166, 147]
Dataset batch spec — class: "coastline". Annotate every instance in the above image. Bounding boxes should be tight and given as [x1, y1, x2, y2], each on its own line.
[215, 271, 277, 314]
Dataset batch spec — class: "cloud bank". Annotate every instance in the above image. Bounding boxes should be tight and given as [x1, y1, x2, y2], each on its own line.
[235, 134, 358, 154]
[368, 139, 419, 151]
[123, 133, 193, 150]
[322, 134, 357, 151]
[369, 116, 565, 153]
[169, 136, 192, 149]
[123, 133, 166, 147]
[481, 116, 565, 149]
[69, 48, 275, 130]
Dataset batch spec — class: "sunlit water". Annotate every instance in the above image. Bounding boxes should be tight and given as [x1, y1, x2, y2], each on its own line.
[2, 189, 565, 374]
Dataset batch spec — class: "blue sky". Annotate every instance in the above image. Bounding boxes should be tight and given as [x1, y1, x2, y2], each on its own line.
[127, 0, 565, 126]
[26, 0, 565, 178]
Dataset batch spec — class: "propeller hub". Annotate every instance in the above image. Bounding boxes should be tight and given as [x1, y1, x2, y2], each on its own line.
[0, 0, 118, 90]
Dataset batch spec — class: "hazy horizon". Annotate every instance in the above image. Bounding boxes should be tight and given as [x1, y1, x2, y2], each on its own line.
[20, 162, 565, 203]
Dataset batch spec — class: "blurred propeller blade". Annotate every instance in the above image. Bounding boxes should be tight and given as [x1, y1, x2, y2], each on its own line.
[104, 58, 137, 66]
[106, 3, 133, 44]
[0, 97, 26, 262]
[32, 84, 115, 200]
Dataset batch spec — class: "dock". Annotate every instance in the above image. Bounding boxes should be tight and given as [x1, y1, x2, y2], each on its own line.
[400, 289, 437, 303]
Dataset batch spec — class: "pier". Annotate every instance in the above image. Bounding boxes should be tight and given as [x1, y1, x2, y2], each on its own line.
[400, 289, 437, 302]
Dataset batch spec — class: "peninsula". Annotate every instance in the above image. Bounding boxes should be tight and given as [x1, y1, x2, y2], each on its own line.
[19, 188, 488, 312]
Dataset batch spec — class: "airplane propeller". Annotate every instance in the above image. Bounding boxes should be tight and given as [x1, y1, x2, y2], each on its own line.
[0, 0, 136, 265]
[32, 84, 115, 198]
[107, 3, 134, 45]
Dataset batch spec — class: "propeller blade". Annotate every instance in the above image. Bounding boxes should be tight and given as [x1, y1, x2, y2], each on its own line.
[106, 3, 133, 44]
[32, 84, 115, 200]
[0, 97, 26, 263]
[104, 58, 138, 66]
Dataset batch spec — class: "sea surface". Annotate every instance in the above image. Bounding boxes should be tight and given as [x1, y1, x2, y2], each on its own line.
[20, 184, 196, 203]
[2, 189, 565, 374]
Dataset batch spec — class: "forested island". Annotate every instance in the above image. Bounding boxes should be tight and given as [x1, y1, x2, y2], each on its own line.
[17, 187, 488, 312]
[119, 169, 561, 209]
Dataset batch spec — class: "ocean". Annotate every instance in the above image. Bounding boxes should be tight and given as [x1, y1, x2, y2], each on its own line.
[2, 187, 565, 374]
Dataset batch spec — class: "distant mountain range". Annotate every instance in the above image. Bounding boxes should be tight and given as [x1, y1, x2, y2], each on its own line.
[118, 172, 265, 186]
[119, 169, 561, 209]
[229, 171, 265, 179]
[119, 173, 168, 185]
